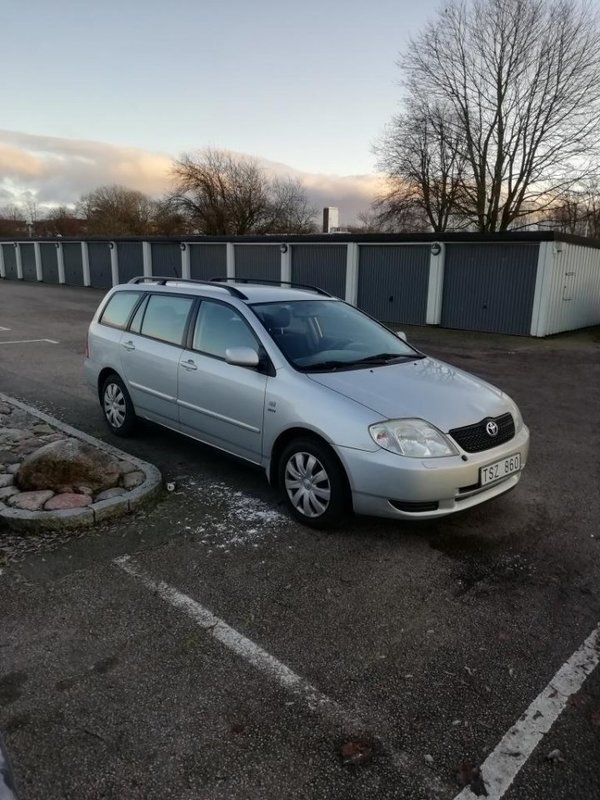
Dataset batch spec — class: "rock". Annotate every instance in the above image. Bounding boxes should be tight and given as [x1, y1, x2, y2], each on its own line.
[31, 423, 54, 435]
[94, 487, 127, 502]
[7, 463, 20, 475]
[39, 433, 65, 443]
[17, 438, 121, 493]
[74, 485, 93, 496]
[0, 450, 20, 464]
[8, 490, 55, 511]
[0, 486, 19, 500]
[0, 403, 12, 414]
[0, 428, 29, 442]
[0, 474, 14, 488]
[56, 485, 74, 494]
[118, 460, 137, 475]
[122, 470, 145, 489]
[44, 493, 92, 510]
[15, 440, 43, 457]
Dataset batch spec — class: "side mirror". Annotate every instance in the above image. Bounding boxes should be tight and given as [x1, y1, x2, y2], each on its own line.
[225, 346, 260, 368]
[395, 330, 407, 342]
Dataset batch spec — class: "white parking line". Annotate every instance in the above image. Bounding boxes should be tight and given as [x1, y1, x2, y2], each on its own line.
[454, 622, 600, 800]
[114, 555, 361, 721]
[0, 338, 59, 345]
[113, 555, 446, 789]
[0, 326, 11, 331]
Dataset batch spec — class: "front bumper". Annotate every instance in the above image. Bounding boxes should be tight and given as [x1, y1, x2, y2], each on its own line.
[336, 425, 530, 520]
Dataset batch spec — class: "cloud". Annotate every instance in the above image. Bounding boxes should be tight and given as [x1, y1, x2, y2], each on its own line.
[0, 130, 382, 224]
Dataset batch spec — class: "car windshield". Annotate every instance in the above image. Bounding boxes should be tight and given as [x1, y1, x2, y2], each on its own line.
[251, 299, 422, 371]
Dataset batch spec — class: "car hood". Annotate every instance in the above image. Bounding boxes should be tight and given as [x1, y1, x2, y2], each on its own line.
[307, 357, 510, 431]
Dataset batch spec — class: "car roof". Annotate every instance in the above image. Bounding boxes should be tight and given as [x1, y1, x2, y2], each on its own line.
[116, 279, 337, 305]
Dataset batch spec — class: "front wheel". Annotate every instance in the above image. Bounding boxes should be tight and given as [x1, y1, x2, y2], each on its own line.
[101, 374, 137, 437]
[278, 438, 350, 529]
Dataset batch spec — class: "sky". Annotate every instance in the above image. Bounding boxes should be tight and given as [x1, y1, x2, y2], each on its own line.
[1, 0, 441, 224]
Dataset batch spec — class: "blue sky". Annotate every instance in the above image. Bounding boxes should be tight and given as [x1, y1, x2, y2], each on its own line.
[2, 0, 441, 220]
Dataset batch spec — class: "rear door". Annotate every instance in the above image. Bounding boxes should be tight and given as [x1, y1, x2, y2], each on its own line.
[177, 299, 268, 462]
[119, 292, 195, 427]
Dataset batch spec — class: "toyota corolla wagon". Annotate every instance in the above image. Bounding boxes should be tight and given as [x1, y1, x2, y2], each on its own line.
[85, 277, 529, 527]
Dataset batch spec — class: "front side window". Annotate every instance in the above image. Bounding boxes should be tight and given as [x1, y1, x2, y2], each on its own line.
[140, 294, 194, 346]
[100, 291, 141, 329]
[251, 299, 421, 371]
[193, 300, 258, 359]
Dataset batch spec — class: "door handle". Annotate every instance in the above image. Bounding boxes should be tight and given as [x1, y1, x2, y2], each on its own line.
[121, 340, 135, 351]
[181, 359, 198, 371]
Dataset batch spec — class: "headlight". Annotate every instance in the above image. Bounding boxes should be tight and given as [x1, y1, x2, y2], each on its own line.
[511, 404, 524, 433]
[369, 418, 458, 458]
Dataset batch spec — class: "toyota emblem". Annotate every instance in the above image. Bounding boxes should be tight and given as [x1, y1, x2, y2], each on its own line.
[486, 420, 499, 437]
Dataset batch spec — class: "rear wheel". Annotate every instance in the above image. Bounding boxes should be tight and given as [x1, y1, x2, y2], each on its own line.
[278, 438, 350, 528]
[101, 374, 137, 437]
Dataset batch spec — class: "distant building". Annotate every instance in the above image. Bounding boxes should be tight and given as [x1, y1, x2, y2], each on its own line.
[322, 207, 339, 233]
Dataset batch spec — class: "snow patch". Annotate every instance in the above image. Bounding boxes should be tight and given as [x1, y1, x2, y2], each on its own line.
[182, 479, 287, 548]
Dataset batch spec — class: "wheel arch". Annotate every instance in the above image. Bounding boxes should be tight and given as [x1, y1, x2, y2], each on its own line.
[97, 367, 122, 402]
[268, 427, 351, 494]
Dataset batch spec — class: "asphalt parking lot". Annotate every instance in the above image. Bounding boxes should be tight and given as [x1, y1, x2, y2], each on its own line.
[1, 280, 599, 800]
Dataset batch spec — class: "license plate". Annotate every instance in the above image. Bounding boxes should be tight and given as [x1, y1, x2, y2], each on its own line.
[480, 453, 521, 486]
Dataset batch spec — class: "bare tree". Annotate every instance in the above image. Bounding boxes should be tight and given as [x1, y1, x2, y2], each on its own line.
[382, 0, 600, 232]
[266, 177, 318, 234]
[78, 185, 157, 235]
[0, 205, 26, 237]
[42, 206, 85, 237]
[543, 177, 600, 237]
[169, 149, 317, 234]
[375, 102, 467, 232]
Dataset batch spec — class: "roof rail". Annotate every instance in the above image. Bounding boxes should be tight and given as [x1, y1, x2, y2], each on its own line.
[210, 277, 332, 297]
[127, 276, 248, 299]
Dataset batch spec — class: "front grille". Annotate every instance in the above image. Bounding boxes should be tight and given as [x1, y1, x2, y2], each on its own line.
[449, 412, 515, 453]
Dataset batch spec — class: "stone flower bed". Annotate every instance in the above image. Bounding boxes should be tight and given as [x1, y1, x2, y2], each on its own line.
[0, 397, 161, 531]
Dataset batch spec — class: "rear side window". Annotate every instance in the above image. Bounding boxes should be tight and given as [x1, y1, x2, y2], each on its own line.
[140, 294, 194, 346]
[100, 291, 141, 329]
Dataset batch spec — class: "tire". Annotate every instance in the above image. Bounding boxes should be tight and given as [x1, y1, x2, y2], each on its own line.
[101, 374, 137, 437]
[278, 437, 351, 529]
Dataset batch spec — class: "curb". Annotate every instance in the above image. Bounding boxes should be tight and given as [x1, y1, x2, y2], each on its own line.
[0, 393, 162, 532]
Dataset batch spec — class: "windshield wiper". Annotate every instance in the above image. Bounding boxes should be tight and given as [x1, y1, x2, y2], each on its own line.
[349, 352, 423, 365]
[300, 360, 352, 372]
[301, 352, 423, 372]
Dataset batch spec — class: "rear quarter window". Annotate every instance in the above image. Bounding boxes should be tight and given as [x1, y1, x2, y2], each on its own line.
[100, 291, 142, 329]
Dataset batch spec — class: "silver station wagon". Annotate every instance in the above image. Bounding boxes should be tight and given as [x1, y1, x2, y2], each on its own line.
[85, 277, 529, 527]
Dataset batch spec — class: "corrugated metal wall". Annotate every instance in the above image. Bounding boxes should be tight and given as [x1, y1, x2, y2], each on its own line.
[40, 244, 59, 283]
[21, 243, 37, 281]
[291, 245, 346, 297]
[117, 242, 143, 283]
[235, 245, 280, 281]
[190, 244, 227, 280]
[3, 235, 599, 338]
[151, 242, 181, 277]
[1, 245, 17, 279]
[88, 243, 112, 288]
[442, 244, 538, 335]
[63, 244, 84, 286]
[543, 243, 600, 335]
[357, 245, 430, 324]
